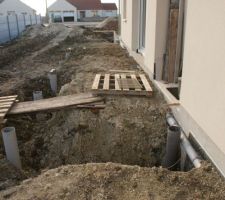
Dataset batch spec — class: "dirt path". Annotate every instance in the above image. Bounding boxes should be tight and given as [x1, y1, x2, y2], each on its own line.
[0, 25, 224, 199]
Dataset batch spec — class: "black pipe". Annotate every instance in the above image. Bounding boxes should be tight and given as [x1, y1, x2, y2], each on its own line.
[162, 126, 181, 169]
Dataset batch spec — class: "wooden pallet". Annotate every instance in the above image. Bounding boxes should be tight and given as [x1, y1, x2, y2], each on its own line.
[92, 74, 153, 96]
[0, 95, 18, 124]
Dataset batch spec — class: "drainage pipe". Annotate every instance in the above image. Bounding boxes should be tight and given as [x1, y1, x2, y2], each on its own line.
[166, 113, 202, 168]
[2, 127, 22, 169]
[180, 133, 202, 168]
[33, 91, 43, 101]
[48, 69, 57, 94]
[162, 126, 181, 169]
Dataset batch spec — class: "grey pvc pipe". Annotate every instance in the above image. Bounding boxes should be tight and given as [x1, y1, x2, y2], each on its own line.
[2, 127, 22, 169]
[162, 126, 181, 169]
[180, 133, 201, 168]
[33, 91, 43, 101]
[48, 69, 57, 94]
[166, 113, 202, 168]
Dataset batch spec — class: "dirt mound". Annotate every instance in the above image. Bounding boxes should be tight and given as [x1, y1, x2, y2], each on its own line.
[96, 17, 118, 31]
[1, 25, 225, 198]
[0, 159, 27, 191]
[102, 20, 118, 31]
[1, 163, 224, 200]
[5, 40, 167, 171]
[0, 24, 70, 68]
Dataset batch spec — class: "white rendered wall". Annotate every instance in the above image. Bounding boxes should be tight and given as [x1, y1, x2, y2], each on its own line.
[0, 0, 35, 15]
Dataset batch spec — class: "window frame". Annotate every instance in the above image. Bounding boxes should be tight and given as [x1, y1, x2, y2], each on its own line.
[139, 0, 147, 52]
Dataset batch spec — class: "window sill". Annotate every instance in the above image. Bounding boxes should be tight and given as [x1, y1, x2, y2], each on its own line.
[137, 49, 145, 57]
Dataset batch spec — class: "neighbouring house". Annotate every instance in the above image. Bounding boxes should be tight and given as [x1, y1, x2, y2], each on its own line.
[0, 0, 36, 16]
[119, 0, 225, 177]
[48, 0, 117, 23]
[0, 0, 41, 44]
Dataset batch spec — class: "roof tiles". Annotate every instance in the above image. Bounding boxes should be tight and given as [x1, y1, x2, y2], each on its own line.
[67, 0, 103, 10]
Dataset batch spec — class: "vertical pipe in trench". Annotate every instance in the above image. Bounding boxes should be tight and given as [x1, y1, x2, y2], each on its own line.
[48, 69, 57, 94]
[2, 127, 22, 169]
[33, 91, 43, 101]
[162, 126, 181, 169]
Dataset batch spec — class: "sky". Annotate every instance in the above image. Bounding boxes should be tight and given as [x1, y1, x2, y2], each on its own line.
[20, 0, 118, 16]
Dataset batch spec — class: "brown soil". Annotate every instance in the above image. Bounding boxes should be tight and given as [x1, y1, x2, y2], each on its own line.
[1, 163, 225, 200]
[0, 24, 224, 199]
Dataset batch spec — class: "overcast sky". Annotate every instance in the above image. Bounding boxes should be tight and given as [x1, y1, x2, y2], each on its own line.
[20, 0, 118, 16]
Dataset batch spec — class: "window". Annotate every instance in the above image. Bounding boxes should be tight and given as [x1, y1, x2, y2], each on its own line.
[92, 10, 98, 16]
[122, 0, 127, 20]
[139, 0, 147, 50]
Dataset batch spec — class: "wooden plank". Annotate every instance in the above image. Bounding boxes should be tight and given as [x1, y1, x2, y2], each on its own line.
[0, 98, 17, 103]
[0, 103, 13, 107]
[0, 113, 5, 119]
[120, 74, 129, 91]
[174, 0, 185, 82]
[103, 74, 110, 90]
[92, 74, 101, 90]
[0, 109, 9, 113]
[131, 75, 142, 91]
[92, 89, 152, 97]
[167, 9, 179, 83]
[115, 74, 121, 90]
[0, 105, 11, 109]
[110, 70, 136, 73]
[0, 95, 17, 100]
[139, 74, 153, 92]
[8, 93, 103, 115]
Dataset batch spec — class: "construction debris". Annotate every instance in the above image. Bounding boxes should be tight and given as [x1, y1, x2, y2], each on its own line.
[0, 95, 18, 124]
[92, 74, 153, 96]
[8, 93, 103, 115]
[0, 24, 224, 199]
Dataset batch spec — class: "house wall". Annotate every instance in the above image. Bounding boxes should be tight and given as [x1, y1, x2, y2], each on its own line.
[120, 0, 133, 50]
[77, 10, 105, 19]
[119, 0, 225, 176]
[120, 0, 169, 79]
[48, 0, 77, 22]
[102, 10, 117, 17]
[0, 0, 35, 15]
[178, 0, 225, 175]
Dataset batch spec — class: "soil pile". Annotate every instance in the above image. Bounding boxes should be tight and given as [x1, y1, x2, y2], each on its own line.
[1, 162, 225, 200]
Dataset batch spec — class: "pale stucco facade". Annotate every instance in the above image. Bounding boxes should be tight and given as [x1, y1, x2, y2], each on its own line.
[119, 0, 225, 176]
[0, 0, 36, 15]
[48, 0, 117, 22]
[48, 0, 78, 22]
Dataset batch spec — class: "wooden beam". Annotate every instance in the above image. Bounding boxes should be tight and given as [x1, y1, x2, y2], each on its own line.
[92, 74, 101, 90]
[0, 95, 17, 100]
[109, 70, 136, 73]
[174, 0, 185, 82]
[167, 9, 179, 83]
[103, 74, 110, 90]
[139, 74, 153, 92]
[114, 74, 121, 90]
[120, 74, 129, 91]
[131, 74, 142, 91]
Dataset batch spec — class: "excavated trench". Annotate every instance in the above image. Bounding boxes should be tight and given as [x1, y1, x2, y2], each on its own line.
[2, 25, 225, 200]
[0, 27, 168, 188]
